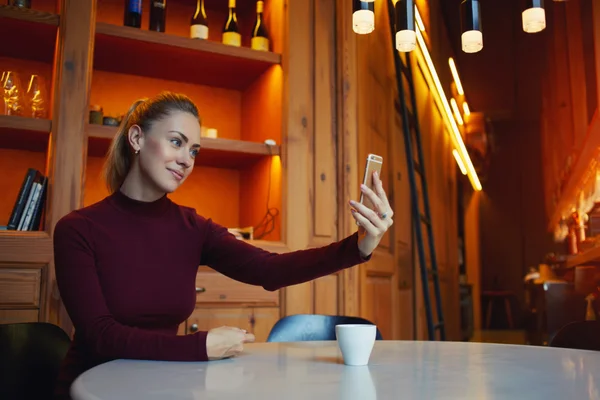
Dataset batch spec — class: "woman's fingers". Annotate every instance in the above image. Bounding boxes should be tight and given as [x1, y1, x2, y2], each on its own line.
[373, 172, 393, 217]
[350, 200, 387, 232]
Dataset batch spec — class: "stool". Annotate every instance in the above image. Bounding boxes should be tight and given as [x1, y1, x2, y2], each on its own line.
[483, 290, 515, 329]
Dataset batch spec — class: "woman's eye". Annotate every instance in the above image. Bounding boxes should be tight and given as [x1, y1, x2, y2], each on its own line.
[170, 138, 182, 147]
[190, 149, 199, 158]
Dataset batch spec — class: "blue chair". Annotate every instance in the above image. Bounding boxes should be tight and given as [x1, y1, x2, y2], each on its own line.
[266, 314, 383, 342]
[0, 322, 71, 400]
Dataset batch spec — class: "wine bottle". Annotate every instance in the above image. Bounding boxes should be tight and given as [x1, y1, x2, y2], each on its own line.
[149, 0, 167, 32]
[124, 0, 142, 28]
[190, 0, 209, 39]
[222, 0, 241, 47]
[251, 1, 270, 51]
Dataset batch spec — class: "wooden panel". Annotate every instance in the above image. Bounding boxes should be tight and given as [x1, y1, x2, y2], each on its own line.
[251, 307, 280, 342]
[0, 232, 52, 263]
[282, 0, 315, 316]
[0, 268, 41, 307]
[0, 309, 39, 324]
[336, 0, 360, 317]
[361, 275, 393, 339]
[314, 274, 338, 315]
[194, 271, 279, 306]
[45, 0, 97, 331]
[311, 0, 337, 242]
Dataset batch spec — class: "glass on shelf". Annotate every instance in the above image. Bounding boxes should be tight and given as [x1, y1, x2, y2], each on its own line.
[2, 71, 25, 116]
[26, 74, 47, 119]
[8, 0, 32, 8]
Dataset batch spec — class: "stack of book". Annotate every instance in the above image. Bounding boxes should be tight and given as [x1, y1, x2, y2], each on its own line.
[5, 168, 48, 231]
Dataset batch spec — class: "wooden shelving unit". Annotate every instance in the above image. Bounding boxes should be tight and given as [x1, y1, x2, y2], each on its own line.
[87, 123, 280, 169]
[0, 115, 51, 153]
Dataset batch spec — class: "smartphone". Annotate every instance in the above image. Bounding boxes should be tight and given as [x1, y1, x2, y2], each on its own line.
[359, 153, 383, 212]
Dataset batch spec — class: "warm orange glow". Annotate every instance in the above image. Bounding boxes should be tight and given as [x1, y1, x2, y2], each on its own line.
[453, 149, 467, 175]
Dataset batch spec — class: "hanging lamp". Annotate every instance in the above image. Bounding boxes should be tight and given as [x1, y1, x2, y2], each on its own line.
[395, 0, 415, 52]
[522, 0, 546, 33]
[460, 0, 483, 53]
[352, 0, 375, 35]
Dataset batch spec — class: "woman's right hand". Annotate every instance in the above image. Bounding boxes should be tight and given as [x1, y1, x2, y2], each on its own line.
[206, 326, 255, 360]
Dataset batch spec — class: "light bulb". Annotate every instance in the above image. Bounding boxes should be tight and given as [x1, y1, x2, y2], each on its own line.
[395, 0, 415, 52]
[522, 6, 546, 33]
[352, 0, 375, 35]
[396, 30, 416, 52]
[461, 30, 483, 53]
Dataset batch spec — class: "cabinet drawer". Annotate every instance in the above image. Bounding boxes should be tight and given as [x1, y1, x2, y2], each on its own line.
[0, 309, 39, 324]
[195, 271, 279, 306]
[0, 268, 41, 307]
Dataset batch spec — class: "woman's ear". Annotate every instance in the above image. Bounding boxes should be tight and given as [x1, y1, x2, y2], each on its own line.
[127, 124, 144, 153]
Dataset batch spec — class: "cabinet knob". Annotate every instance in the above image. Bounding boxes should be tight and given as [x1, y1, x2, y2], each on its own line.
[190, 324, 198, 332]
[196, 287, 206, 293]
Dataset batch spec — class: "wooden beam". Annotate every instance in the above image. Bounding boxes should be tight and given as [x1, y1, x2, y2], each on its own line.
[44, 0, 96, 333]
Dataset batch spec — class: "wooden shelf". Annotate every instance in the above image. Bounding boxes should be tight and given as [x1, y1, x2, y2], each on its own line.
[549, 111, 600, 230]
[86, 124, 280, 169]
[0, 115, 51, 152]
[566, 246, 600, 268]
[0, 5, 59, 63]
[0, 231, 53, 264]
[93, 22, 281, 91]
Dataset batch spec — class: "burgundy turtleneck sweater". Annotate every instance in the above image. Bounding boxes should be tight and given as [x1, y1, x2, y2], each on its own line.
[52, 190, 369, 398]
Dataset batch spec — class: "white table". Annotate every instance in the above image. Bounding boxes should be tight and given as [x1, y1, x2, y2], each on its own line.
[71, 340, 600, 399]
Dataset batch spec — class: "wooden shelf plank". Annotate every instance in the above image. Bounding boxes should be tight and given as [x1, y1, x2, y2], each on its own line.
[0, 5, 59, 63]
[93, 22, 281, 91]
[566, 246, 600, 268]
[0, 115, 51, 152]
[86, 124, 280, 169]
[0, 231, 53, 264]
[549, 110, 600, 230]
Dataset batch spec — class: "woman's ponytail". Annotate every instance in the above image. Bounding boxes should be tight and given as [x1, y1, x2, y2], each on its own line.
[102, 99, 145, 193]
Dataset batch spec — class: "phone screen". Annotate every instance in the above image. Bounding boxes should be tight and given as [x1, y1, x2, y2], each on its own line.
[360, 154, 383, 212]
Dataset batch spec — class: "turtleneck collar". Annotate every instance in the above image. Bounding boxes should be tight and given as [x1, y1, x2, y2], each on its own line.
[108, 189, 171, 217]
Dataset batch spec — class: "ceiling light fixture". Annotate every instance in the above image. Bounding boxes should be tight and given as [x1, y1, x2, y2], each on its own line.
[460, 0, 483, 53]
[522, 0, 546, 33]
[395, 0, 416, 52]
[352, 0, 375, 35]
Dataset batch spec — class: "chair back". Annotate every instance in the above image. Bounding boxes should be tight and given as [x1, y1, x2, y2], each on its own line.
[0, 322, 71, 400]
[266, 314, 383, 342]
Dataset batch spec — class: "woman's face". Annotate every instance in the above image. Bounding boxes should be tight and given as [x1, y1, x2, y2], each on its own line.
[134, 110, 202, 194]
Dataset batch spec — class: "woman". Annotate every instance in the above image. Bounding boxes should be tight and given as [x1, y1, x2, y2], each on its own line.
[52, 91, 394, 398]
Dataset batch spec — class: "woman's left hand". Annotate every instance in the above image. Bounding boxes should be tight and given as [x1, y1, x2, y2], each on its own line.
[349, 171, 394, 258]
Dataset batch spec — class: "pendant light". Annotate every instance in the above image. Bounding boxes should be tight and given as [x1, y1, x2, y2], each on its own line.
[460, 0, 483, 53]
[395, 0, 415, 52]
[522, 0, 546, 33]
[352, 0, 375, 35]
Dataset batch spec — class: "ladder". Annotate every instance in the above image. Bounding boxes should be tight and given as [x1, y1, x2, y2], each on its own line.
[386, 0, 445, 341]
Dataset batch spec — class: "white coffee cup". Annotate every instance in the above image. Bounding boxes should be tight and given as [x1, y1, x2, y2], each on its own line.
[335, 324, 377, 366]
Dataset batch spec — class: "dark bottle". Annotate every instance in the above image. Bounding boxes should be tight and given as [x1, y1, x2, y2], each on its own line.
[124, 0, 142, 28]
[190, 0, 209, 39]
[251, 1, 269, 51]
[149, 0, 167, 32]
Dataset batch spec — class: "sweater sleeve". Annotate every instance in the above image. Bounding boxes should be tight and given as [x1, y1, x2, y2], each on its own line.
[53, 212, 208, 362]
[199, 216, 371, 291]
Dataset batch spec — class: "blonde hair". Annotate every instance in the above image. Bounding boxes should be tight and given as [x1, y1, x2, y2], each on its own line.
[102, 91, 199, 193]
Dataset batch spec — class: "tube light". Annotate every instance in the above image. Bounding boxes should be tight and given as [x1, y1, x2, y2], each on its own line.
[353, 0, 375, 35]
[450, 98, 464, 125]
[462, 102, 471, 116]
[522, 0, 546, 33]
[448, 58, 464, 96]
[414, 6, 482, 191]
[453, 150, 467, 175]
[414, 6, 425, 31]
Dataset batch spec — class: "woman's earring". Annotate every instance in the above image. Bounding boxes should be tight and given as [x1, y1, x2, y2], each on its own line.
[135, 149, 140, 155]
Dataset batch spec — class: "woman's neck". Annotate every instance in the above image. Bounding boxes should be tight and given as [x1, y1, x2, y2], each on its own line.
[119, 167, 165, 202]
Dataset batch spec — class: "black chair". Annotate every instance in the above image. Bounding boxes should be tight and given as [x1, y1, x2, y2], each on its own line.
[266, 314, 383, 342]
[550, 320, 600, 351]
[0, 322, 71, 400]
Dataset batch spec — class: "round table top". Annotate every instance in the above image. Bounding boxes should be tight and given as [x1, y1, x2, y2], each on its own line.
[71, 340, 600, 399]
